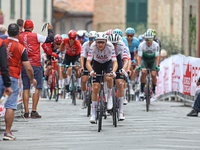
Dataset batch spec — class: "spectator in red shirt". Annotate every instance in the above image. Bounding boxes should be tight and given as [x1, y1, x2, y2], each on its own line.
[19, 20, 54, 118]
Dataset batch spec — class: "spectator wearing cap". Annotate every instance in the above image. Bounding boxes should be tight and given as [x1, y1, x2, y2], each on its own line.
[0, 23, 37, 140]
[0, 25, 8, 39]
[159, 49, 167, 64]
[17, 19, 24, 34]
[18, 20, 54, 118]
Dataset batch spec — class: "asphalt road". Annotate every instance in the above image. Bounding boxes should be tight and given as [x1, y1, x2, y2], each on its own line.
[0, 98, 200, 150]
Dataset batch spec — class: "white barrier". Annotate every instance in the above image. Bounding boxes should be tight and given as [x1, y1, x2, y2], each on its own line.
[156, 54, 200, 99]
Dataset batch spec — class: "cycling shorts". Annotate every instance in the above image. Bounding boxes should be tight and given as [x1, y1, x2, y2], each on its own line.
[93, 60, 112, 83]
[141, 57, 156, 71]
[63, 53, 80, 65]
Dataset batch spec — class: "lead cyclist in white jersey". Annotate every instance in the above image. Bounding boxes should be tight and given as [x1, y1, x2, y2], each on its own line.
[107, 33, 130, 120]
[80, 31, 97, 109]
[86, 32, 118, 123]
[136, 31, 160, 99]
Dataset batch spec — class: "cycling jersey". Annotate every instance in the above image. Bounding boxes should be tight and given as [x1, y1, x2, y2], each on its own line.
[138, 41, 159, 58]
[119, 36, 128, 47]
[81, 41, 90, 58]
[63, 38, 81, 56]
[122, 36, 139, 53]
[154, 38, 161, 50]
[2, 37, 27, 79]
[87, 41, 117, 63]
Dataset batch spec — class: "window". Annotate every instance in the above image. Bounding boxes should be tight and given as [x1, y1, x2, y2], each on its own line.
[61, 19, 65, 34]
[26, 0, 31, 19]
[0, 0, 1, 9]
[43, 0, 47, 21]
[10, 0, 15, 19]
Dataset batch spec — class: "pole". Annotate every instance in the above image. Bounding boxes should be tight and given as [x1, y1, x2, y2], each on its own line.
[198, 0, 200, 57]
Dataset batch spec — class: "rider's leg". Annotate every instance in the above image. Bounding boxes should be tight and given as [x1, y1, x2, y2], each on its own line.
[116, 79, 124, 113]
[91, 83, 100, 115]
[151, 71, 157, 93]
[81, 75, 89, 102]
[129, 66, 135, 94]
[75, 66, 81, 88]
[141, 69, 147, 93]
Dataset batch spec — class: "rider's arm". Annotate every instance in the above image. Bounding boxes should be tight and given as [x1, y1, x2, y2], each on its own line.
[137, 56, 141, 66]
[86, 48, 93, 72]
[112, 61, 118, 73]
[80, 56, 84, 69]
[155, 44, 160, 66]
[122, 59, 128, 70]
[137, 44, 142, 66]
[58, 43, 64, 53]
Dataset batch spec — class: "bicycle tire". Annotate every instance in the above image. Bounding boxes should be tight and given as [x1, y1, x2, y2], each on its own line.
[98, 91, 103, 132]
[54, 71, 59, 102]
[72, 74, 76, 105]
[47, 82, 52, 100]
[146, 78, 150, 112]
[87, 83, 92, 117]
[112, 87, 117, 127]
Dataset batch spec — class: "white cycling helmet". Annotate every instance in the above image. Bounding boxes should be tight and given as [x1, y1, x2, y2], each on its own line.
[144, 31, 154, 39]
[88, 31, 97, 38]
[107, 33, 120, 44]
[95, 32, 107, 40]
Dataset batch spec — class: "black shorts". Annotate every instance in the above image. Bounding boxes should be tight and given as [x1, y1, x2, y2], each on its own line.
[116, 54, 124, 80]
[93, 60, 113, 83]
[63, 53, 80, 66]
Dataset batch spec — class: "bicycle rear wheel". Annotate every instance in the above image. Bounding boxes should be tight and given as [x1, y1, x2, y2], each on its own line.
[112, 87, 117, 127]
[54, 71, 59, 102]
[146, 78, 150, 112]
[47, 81, 52, 100]
[98, 91, 103, 132]
[127, 81, 130, 102]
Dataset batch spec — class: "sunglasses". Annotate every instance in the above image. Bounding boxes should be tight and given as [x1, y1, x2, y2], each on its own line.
[89, 38, 96, 41]
[96, 41, 106, 44]
[55, 43, 61, 45]
[78, 37, 85, 40]
[146, 39, 153, 41]
[127, 34, 134, 38]
[69, 37, 76, 40]
[113, 43, 118, 46]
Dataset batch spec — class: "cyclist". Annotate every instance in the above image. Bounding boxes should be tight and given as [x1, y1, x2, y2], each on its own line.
[86, 32, 118, 123]
[107, 33, 129, 120]
[123, 27, 139, 95]
[77, 30, 88, 45]
[113, 28, 128, 47]
[80, 31, 97, 109]
[136, 31, 160, 98]
[105, 29, 114, 35]
[42, 34, 63, 91]
[58, 30, 82, 93]
[138, 34, 144, 43]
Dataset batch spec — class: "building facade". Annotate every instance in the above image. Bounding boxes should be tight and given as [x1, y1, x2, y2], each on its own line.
[0, 0, 53, 36]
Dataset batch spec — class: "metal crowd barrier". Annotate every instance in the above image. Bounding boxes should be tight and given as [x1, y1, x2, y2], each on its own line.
[157, 91, 194, 106]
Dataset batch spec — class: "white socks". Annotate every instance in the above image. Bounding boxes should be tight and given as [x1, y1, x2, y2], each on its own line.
[76, 78, 81, 87]
[118, 97, 124, 113]
[107, 88, 112, 98]
[82, 91, 86, 101]
[92, 101, 97, 116]
[104, 82, 108, 94]
[64, 78, 69, 85]
[59, 80, 62, 88]
[129, 81, 134, 89]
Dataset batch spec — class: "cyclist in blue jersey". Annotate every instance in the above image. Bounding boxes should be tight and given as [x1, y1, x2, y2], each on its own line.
[123, 27, 139, 95]
[138, 35, 144, 44]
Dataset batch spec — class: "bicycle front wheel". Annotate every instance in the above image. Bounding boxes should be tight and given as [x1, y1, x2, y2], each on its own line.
[71, 74, 76, 105]
[146, 78, 150, 112]
[87, 83, 92, 117]
[54, 71, 59, 102]
[112, 87, 117, 127]
[98, 91, 103, 132]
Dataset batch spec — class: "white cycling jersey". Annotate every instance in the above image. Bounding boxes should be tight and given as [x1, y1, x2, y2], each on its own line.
[138, 41, 159, 58]
[124, 46, 131, 60]
[81, 41, 90, 58]
[87, 41, 117, 63]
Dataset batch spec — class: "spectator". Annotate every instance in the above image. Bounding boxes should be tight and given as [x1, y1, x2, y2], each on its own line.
[160, 49, 167, 63]
[0, 25, 8, 39]
[0, 23, 37, 140]
[187, 81, 200, 117]
[18, 20, 54, 118]
[17, 19, 24, 34]
[0, 39, 12, 98]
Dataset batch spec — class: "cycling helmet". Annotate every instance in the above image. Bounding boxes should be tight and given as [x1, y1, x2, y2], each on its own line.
[106, 29, 114, 35]
[147, 28, 153, 32]
[68, 30, 77, 38]
[107, 33, 120, 44]
[88, 31, 97, 38]
[113, 28, 123, 36]
[144, 31, 154, 39]
[152, 29, 156, 36]
[77, 30, 86, 38]
[138, 35, 144, 41]
[54, 34, 62, 44]
[125, 27, 135, 34]
[61, 34, 68, 39]
[95, 32, 107, 40]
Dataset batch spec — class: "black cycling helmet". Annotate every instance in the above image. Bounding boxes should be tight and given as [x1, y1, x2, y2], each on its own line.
[8, 23, 20, 36]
